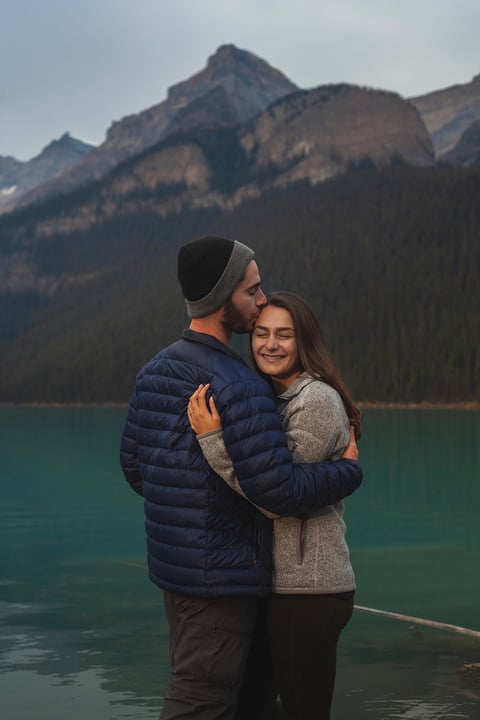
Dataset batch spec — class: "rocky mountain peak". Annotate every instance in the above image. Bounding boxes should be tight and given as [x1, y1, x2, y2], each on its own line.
[44, 131, 94, 152]
[36, 132, 94, 164]
[0, 132, 94, 211]
[166, 43, 298, 122]
[206, 43, 291, 86]
[207, 43, 246, 66]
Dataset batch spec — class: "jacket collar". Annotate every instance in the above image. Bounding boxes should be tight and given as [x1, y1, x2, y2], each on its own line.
[277, 372, 315, 401]
[182, 328, 250, 368]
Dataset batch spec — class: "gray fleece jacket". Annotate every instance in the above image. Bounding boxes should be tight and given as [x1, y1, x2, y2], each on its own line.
[196, 373, 356, 594]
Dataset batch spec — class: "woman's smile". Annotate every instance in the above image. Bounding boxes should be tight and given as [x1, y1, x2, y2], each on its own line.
[259, 352, 288, 363]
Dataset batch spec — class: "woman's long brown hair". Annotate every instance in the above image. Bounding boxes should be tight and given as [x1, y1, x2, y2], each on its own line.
[253, 291, 362, 439]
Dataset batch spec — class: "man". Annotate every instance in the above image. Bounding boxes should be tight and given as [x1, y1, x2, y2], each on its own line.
[120, 236, 362, 720]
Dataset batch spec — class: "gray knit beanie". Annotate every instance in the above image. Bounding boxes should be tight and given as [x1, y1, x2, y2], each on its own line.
[177, 236, 255, 318]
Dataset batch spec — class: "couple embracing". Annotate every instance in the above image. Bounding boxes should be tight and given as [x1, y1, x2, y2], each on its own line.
[120, 236, 362, 720]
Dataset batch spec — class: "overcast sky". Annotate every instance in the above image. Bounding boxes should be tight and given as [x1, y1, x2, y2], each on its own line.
[2, 0, 479, 161]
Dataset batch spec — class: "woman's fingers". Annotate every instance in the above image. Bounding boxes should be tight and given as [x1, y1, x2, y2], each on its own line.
[342, 425, 359, 461]
[208, 395, 221, 423]
[188, 383, 208, 410]
[187, 383, 222, 434]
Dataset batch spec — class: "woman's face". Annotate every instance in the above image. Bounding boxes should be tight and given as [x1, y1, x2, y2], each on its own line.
[251, 305, 301, 388]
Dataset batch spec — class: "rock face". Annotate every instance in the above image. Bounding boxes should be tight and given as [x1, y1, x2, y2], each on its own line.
[411, 74, 480, 158]
[105, 44, 298, 150]
[239, 84, 434, 189]
[2, 83, 434, 246]
[443, 118, 480, 166]
[0, 133, 94, 211]
[8, 45, 298, 213]
[156, 44, 298, 129]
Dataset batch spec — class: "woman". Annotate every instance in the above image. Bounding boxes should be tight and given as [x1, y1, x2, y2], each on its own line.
[188, 291, 362, 719]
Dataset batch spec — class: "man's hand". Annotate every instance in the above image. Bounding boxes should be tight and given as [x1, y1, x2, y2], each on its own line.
[342, 426, 359, 462]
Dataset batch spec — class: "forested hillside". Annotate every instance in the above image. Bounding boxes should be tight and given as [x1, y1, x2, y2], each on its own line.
[0, 164, 478, 404]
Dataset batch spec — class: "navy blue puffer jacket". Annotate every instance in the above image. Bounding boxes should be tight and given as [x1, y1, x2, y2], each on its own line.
[120, 329, 362, 597]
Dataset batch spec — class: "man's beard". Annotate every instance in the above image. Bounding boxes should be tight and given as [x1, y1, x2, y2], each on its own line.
[221, 298, 257, 334]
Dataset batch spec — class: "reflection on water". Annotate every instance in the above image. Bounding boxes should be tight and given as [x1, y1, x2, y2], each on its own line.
[1, 408, 479, 719]
[334, 615, 480, 718]
[2, 667, 155, 720]
[0, 564, 165, 720]
[363, 700, 477, 719]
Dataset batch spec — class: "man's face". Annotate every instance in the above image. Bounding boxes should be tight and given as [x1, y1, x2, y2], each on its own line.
[221, 260, 267, 334]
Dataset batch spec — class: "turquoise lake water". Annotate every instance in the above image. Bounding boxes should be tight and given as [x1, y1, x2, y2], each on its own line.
[1, 407, 479, 719]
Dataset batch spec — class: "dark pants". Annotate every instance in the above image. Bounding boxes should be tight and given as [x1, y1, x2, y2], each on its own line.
[268, 593, 354, 720]
[160, 591, 276, 720]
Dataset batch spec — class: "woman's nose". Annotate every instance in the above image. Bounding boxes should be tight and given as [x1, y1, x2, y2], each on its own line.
[265, 335, 278, 349]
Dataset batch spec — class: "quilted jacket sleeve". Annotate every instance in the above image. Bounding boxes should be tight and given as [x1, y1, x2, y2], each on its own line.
[119, 392, 144, 496]
[197, 429, 279, 519]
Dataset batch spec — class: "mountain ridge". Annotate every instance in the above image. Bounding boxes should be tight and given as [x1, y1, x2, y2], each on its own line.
[0, 82, 434, 245]
[2, 46, 479, 216]
[3, 45, 297, 215]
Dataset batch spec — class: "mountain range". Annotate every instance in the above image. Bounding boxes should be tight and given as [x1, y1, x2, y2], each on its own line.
[0, 45, 297, 214]
[1, 44, 479, 217]
[0, 45, 479, 404]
